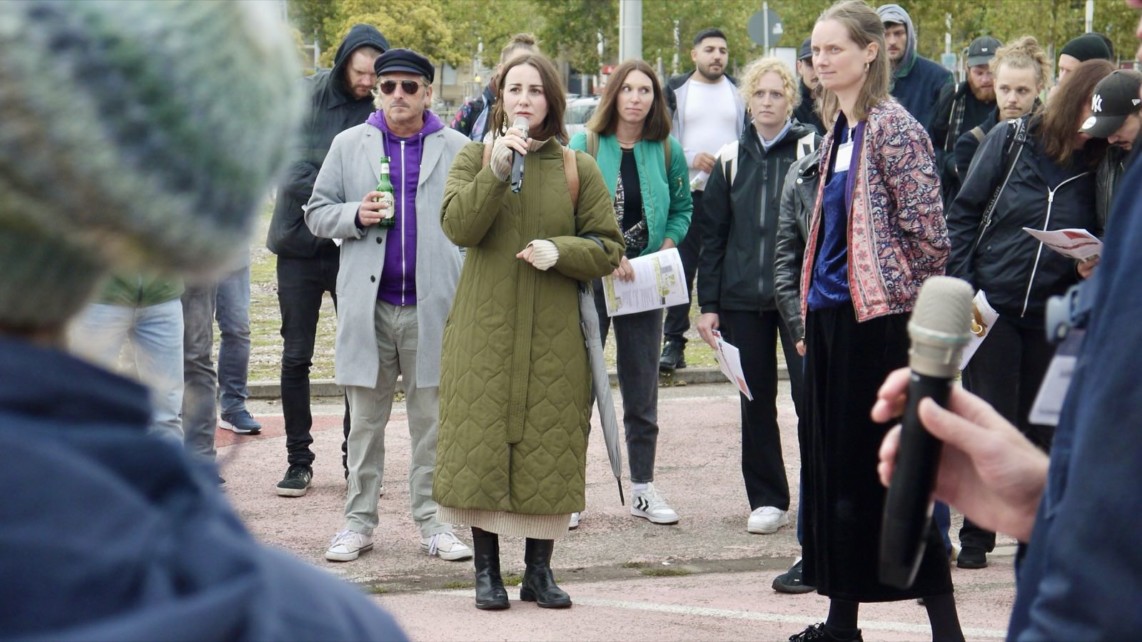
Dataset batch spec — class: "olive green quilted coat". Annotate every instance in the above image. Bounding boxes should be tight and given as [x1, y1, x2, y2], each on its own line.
[433, 139, 623, 515]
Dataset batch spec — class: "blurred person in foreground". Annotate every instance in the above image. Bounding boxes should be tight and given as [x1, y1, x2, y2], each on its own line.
[0, 2, 405, 639]
[435, 53, 623, 610]
[791, 2, 962, 640]
[569, 59, 692, 528]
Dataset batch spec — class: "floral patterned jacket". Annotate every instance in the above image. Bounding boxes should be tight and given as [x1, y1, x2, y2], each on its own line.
[799, 98, 948, 322]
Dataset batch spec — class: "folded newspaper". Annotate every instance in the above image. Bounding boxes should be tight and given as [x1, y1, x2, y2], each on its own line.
[601, 247, 689, 317]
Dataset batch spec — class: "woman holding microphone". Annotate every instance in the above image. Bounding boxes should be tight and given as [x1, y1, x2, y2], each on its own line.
[434, 53, 623, 611]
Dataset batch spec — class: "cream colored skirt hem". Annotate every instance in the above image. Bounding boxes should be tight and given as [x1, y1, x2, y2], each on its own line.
[437, 506, 570, 540]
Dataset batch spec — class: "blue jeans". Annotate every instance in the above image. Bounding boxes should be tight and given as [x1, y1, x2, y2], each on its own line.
[216, 266, 253, 415]
[593, 279, 662, 483]
[70, 299, 184, 442]
[181, 265, 254, 458]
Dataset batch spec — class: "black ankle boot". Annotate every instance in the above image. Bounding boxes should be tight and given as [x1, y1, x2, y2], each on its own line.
[471, 528, 509, 610]
[519, 538, 571, 608]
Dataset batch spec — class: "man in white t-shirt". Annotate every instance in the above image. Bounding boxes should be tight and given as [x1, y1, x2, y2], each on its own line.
[662, 28, 745, 371]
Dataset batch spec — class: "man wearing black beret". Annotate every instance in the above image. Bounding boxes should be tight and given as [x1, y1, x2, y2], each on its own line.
[305, 48, 474, 565]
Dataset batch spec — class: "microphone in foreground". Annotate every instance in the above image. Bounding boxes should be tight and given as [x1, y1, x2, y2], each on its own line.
[879, 276, 974, 589]
[510, 115, 529, 193]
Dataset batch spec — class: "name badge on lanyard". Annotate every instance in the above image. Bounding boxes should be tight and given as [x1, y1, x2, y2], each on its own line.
[834, 140, 854, 174]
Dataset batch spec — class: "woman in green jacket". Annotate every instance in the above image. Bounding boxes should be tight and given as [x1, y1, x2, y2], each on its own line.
[568, 59, 692, 528]
[435, 53, 623, 611]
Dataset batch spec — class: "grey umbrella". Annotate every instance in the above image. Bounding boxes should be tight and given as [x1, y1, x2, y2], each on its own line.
[578, 281, 625, 505]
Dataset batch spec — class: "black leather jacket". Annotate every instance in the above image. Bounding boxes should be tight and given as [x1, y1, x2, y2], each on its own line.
[698, 122, 818, 315]
[774, 147, 821, 342]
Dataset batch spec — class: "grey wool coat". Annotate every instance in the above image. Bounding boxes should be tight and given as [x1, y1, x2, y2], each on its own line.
[305, 121, 468, 389]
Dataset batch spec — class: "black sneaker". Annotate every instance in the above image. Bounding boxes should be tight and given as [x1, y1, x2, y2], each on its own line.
[276, 464, 313, 497]
[957, 546, 988, 569]
[773, 558, 816, 594]
[659, 341, 687, 371]
[789, 623, 864, 642]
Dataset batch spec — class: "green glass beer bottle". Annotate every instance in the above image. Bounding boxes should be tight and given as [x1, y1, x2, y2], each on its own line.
[375, 156, 395, 228]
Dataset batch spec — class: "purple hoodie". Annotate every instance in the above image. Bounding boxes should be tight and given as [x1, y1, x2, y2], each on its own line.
[365, 109, 445, 306]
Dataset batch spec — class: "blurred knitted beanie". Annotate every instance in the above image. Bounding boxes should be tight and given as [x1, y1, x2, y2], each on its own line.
[0, 0, 304, 329]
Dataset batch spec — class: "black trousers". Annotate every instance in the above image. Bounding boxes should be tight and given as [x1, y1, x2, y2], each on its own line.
[960, 313, 1056, 551]
[276, 253, 351, 468]
[721, 310, 803, 510]
[663, 190, 704, 346]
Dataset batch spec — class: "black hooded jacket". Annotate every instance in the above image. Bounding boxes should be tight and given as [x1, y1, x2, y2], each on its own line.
[947, 118, 1100, 318]
[267, 25, 389, 259]
[698, 121, 819, 314]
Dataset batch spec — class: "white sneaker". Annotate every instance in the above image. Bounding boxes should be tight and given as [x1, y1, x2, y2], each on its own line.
[325, 530, 373, 562]
[569, 511, 582, 529]
[630, 483, 679, 525]
[748, 506, 790, 534]
[421, 531, 473, 561]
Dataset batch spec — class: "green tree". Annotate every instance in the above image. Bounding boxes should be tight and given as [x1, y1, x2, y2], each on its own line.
[321, 0, 462, 67]
[530, 0, 618, 73]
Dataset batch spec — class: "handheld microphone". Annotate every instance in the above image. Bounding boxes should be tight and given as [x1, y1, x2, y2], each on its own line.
[510, 116, 529, 193]
[879, 276, 974, 589]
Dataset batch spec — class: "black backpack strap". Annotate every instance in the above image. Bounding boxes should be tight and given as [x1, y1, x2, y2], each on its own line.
[970, 117, 1028, 255]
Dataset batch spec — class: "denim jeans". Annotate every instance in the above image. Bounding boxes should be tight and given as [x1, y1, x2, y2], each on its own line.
[181, 265, 255, 459]
[182, 281, 219, 458]
[216, 265, 253, 416]
[69, 299, 184, 442]
[662, 190, 704, 346]
[276, 252, 350, 468]
[344, 302, 446, 538]
[593, 279, 662, 483]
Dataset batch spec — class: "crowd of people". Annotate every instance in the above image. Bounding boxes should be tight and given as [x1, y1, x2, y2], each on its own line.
[5, 0, 1142, 639]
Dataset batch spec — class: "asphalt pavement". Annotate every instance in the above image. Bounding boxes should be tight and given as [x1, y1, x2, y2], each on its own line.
[220, 375, 1017, 641]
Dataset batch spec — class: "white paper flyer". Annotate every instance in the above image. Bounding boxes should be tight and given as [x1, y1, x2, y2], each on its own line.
[601, 247, 689, 317]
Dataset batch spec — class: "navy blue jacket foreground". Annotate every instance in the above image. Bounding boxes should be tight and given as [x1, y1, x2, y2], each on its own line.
[0, 338, 406, 641]
[1006, 156, 1142, 640]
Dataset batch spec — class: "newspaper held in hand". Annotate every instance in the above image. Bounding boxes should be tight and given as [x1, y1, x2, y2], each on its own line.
[601, 247, 688, 317]
[711, 330, 753, 400]
[1022, 227, 1102, 262]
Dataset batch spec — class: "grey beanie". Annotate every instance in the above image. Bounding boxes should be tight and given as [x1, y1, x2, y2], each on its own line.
[0, 1, 304, 329]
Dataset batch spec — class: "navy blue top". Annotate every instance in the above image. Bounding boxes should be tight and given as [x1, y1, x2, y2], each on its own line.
[0, 337, 408, 641]
[808, 122, 857, 310]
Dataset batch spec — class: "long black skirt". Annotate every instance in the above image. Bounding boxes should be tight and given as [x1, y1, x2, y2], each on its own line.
[800, 304, 953, 602]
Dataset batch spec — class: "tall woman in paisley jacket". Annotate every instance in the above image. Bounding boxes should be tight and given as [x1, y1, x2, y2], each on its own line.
[790, 3, 961, 641]
[434, 53, 623, 611]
